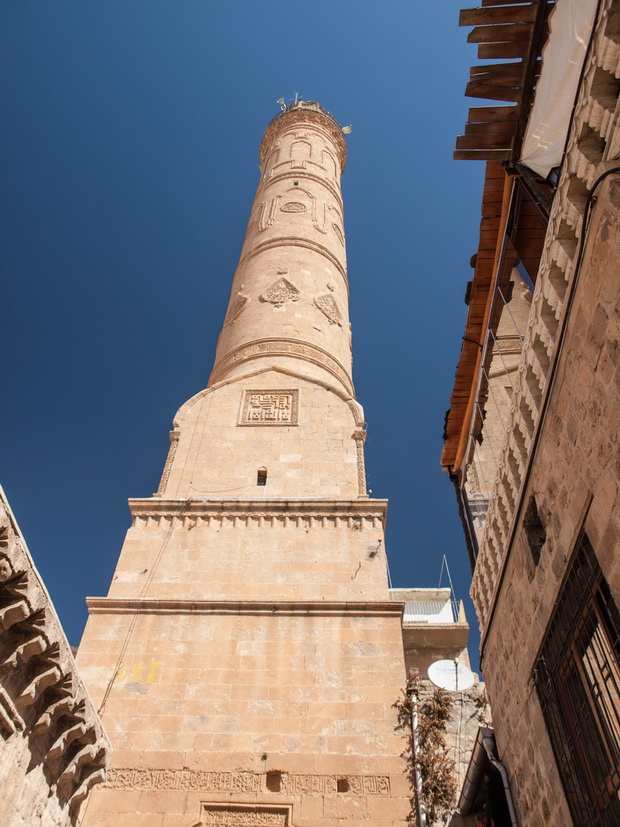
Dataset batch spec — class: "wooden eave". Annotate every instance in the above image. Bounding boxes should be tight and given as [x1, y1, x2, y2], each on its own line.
[454, 0, 554, 162]
[441, 161, 511, 473]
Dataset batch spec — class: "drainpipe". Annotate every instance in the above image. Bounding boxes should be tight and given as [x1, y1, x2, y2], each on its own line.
[409, 688, 427, 827]
[482, 736, 519, 827]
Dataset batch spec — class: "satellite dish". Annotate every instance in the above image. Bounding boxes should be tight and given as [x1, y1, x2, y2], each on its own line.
[428, 659, 474, 692]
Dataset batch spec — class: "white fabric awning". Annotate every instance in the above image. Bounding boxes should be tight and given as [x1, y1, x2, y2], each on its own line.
[520, 0, 598, 178]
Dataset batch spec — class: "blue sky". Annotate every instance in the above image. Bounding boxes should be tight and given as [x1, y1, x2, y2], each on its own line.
[2, 2, 484, 666]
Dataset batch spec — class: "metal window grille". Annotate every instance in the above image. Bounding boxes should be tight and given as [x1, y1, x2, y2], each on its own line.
[534, 532, 620, 825]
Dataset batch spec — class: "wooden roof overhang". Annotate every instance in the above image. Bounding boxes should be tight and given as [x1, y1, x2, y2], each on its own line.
[442, 0, 556, 477]
[455, 0, 555, 163]
[441, 161, 513, 475]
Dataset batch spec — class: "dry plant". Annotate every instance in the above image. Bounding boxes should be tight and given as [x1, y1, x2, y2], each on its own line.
[395, 669, 457, 825]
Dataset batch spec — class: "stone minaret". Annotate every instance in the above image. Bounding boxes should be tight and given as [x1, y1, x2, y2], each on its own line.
[78, 102, 411, 826]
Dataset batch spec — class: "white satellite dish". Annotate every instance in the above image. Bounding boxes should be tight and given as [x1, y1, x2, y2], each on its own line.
[428, 659, 474, 692]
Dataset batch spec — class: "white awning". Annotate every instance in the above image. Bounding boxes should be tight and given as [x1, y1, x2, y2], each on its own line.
[520, 0, 598, 178]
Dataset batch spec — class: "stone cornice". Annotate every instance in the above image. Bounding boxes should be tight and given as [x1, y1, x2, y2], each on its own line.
[87, 597, 403, 617]
[260, 103, 347, 171]
[130, 497, 387, 521]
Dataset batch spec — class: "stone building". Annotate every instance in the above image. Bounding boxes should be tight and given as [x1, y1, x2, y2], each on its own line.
[0, 487, 109, 827]
[75, 100, 420, 827]
[443, 0, 620, 824]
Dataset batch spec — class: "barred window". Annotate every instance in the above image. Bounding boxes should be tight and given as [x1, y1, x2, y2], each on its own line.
[535, 533, 620, 825]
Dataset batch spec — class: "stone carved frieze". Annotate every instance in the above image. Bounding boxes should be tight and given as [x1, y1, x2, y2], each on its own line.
[314, 294, 343, 326]
[260, 279, 300, 308]
[104, 768, 390, 796]
[239, 390, 299, 426]
[332, 222, 344, 245]
[132, 511, 384, 531]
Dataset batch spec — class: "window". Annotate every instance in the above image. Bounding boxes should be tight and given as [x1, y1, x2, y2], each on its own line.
[535, 533, 620, 825]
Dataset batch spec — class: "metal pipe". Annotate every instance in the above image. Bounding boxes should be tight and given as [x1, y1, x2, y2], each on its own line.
[409, 690, 427, 827]
[482, 736, 519, 827]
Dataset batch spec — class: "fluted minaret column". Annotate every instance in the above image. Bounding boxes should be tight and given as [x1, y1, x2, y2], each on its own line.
[211, 101, 353, 396]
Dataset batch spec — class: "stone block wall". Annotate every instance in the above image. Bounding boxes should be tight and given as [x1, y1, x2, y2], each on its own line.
[0, 488, 109, 827]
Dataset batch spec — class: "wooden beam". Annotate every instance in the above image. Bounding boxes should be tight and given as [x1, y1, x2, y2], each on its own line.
[465, 82, 522, 102]
[460, 4, 537, 26]
[470, 62, 526, 82]
[481, 0, 532, 5]
[477, 41, 529, 58]
[454, 149, 512, 160]
[467, 104, 517, 122]
[468, 22, 533, 43]
[464, 121, 516, 138]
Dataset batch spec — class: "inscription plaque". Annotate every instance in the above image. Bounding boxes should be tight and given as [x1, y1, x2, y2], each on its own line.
[200, 804, 291, 826]
[239, 390, 299, 426]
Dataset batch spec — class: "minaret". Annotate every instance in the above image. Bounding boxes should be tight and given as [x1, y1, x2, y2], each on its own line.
[77, 102, 411, 826]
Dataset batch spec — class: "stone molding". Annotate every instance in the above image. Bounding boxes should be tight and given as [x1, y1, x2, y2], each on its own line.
[237, 236, 348, 290]
[263, 168, 345, 208]
[86, 598, 405, 617]
[209, 337, 353, 395]
[0, 487, 109, 819]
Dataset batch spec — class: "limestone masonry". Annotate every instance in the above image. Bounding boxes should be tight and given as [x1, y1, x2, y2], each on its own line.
[0, 487, 109, 827]
[76, 102, 414, 826]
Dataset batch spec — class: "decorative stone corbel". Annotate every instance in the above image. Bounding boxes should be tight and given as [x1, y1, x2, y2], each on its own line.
[68, 764, 107, 810]
[15, 665, 62, 712]
[46, 720, 88, 762]
[31, 694, 77, 737]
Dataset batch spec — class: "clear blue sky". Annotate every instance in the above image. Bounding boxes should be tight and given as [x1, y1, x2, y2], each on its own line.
[2, 2, 485, 666]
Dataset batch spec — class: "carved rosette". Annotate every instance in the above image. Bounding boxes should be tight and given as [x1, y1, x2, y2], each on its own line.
[352, 430, 368, 496]
[260, 278, 300, 308]
[314, 294, 343, 326]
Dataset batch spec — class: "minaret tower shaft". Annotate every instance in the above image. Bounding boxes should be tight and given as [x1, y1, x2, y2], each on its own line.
[77, 103, 411, 826]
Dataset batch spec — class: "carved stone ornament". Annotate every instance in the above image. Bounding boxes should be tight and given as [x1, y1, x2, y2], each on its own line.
[332, 222, 344, 245]
[240, 390, 299, 426]
[198, 803, 292, 826]
[260, 278, 300, 308]
[281, 201, 307, 213]
[314, 294, 343, 326]
[230, 293, 249, 322]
